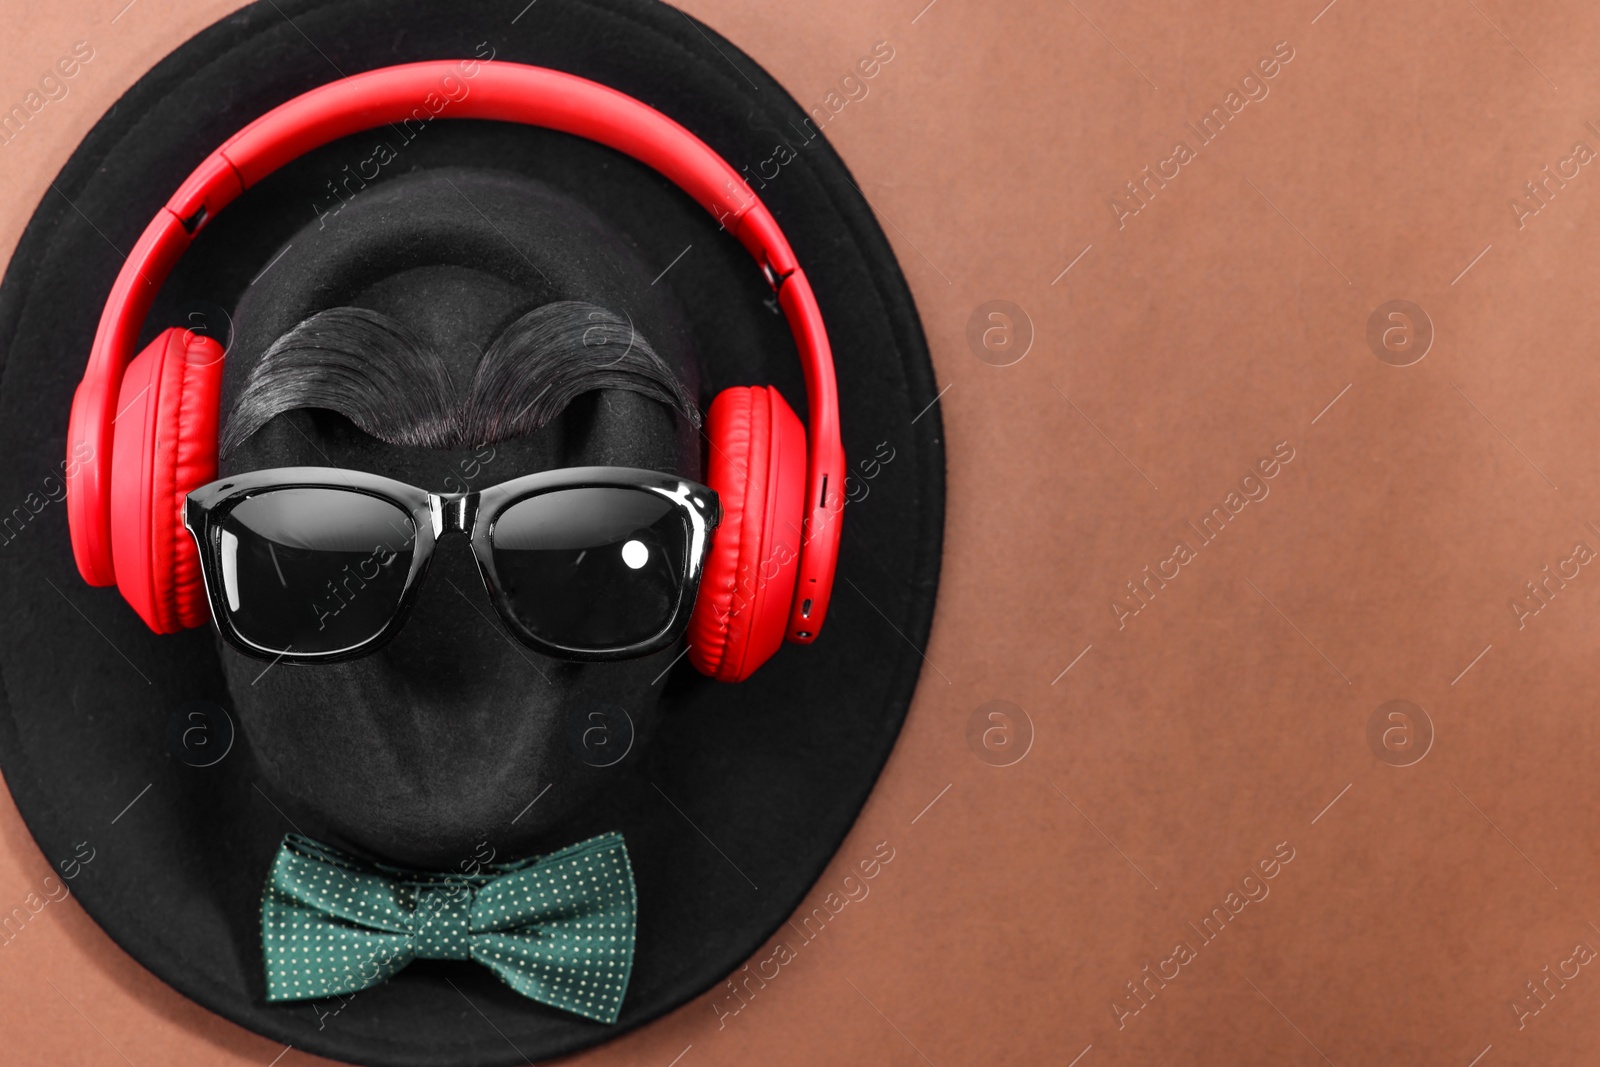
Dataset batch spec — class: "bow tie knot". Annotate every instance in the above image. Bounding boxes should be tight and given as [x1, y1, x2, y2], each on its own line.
[261, 831, 637, 1023]
[406, 882, 474, 960]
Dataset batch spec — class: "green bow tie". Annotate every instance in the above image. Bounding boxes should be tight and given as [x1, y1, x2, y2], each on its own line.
[261, 830, 636, 1023]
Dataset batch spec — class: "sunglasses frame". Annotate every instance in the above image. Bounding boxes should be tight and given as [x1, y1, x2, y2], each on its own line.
[183, 465, 721, 665]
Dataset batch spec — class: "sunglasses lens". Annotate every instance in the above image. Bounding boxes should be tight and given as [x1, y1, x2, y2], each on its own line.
[489, 487, 689, 650]
[214, 488, 417, 656]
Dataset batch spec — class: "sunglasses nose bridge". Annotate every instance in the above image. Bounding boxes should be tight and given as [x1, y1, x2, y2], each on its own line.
[430, 493, 477, 538]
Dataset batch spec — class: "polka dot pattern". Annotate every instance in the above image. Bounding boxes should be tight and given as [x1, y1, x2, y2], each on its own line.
[261, 831, 637, 1024]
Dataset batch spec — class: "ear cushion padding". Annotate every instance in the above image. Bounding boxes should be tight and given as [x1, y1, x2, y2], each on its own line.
[109, 328, 225, 634]
[688, 385, 806, 682]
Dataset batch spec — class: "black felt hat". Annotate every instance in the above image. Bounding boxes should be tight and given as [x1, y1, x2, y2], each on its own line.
[0, 1, 942, 1064]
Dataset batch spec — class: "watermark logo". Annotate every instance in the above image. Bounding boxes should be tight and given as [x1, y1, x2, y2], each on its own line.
[567, 703, 635, 768]
[1, 840, 95, 949]
[1113, 441, 1296, 630]
[966, 700, 1033, 767]
[177, 300, 233, 359]
[1366, 700, 1432, 767]
[1108, 40, 1296, 230]
[1366, 300, 1432, 366]
[1511, 938, 1597, 1030]
[0, 39, 96, 151]
[966, 300, 1033, 366]
[1509, 534, 1596, 630]
[1110, 840, 1296, 1029]
[1510, 133, 1596, 231]
[710, 839, 896, 1029]
[167, 699, 235, 768]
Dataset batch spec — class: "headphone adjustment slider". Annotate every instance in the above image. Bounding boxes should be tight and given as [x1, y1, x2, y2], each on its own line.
[760, 257, 795, 293]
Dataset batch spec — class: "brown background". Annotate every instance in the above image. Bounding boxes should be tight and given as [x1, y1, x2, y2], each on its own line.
[4, 0, 1600, 1063]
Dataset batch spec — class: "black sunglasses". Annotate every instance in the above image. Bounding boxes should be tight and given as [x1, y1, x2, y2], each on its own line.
[182, 466, 720, 664]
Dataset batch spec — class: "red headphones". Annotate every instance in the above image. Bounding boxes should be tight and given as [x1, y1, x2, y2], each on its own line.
[64, 59, 845, 683]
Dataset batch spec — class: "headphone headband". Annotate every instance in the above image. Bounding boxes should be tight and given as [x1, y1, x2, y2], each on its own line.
[67, 59, 843, 643]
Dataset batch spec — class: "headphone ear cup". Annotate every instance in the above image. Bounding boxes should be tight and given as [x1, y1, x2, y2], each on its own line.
[688, 385, 807, 682]
[109, 328, 225, 634]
